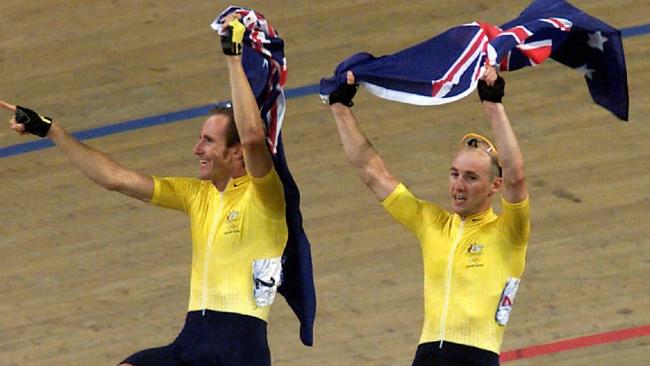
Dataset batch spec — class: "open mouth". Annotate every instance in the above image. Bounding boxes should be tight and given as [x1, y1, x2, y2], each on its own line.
[453, 194, 466, 202]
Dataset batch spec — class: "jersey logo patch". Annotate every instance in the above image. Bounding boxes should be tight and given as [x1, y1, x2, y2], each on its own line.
[224, 210, 241, 235]
[227, 210, 240, 221]
[467, 243, 484, 254]
[465, 243, 485, 268]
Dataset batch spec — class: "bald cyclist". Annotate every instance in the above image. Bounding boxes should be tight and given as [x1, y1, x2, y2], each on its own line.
[326, 67, 530, 366]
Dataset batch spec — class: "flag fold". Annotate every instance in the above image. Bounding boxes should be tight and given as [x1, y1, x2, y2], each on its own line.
[320, 0, 629, 120]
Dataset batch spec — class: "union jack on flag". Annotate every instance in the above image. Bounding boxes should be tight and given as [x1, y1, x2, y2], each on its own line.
[320, 0, 629, 120]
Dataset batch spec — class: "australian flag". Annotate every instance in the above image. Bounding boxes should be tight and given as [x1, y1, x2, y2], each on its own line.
[320, 0, 629, 121]
[212, 7, 316, 346]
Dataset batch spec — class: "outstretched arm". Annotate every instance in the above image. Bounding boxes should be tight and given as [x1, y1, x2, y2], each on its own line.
[328, 72, 399, 201]
[2, 101, 153, 202]
[221, 16, 273, 178]
[478, 68, 527, 203]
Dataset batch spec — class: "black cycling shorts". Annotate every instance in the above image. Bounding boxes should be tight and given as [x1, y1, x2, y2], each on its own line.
[121, 310, 270, 366]
[411, 341, 500, 366]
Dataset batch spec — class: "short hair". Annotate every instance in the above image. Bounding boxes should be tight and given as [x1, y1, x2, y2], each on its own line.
[208, 103, 240, 147]
[458, 133, 502, 179]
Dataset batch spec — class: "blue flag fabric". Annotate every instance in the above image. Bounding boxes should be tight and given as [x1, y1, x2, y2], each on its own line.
[212, 7, 316, 346]
[320, 0, 629, 120]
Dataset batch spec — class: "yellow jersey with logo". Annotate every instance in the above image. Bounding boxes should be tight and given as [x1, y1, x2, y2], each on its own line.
[382, 183, 530, 354]
[150, 169, 287, 322]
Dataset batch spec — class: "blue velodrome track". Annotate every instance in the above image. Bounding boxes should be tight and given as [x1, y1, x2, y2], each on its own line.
[1, 23, 648, 159]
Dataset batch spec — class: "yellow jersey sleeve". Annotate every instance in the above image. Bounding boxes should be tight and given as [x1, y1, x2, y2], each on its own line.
[249, 168, 285, 217]
[499, 195, 531, 247]
[381, 183, 447, 239]
[150, 176, 202, 213]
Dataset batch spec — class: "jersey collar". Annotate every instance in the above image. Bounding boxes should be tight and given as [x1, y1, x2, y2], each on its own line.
[460, 207, 496, 226]
[224, 174, 251, 192]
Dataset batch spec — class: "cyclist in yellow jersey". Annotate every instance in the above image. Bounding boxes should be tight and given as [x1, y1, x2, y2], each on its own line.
[2, 16, 286, 366]
[326, 67, 529, 366]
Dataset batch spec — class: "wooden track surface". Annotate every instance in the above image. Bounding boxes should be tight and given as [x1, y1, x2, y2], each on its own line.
[1, 1, 648, 365]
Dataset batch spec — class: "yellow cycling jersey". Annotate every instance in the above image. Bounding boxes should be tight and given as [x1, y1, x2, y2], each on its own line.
[150, 169, 287, 322]
[382, 183, 530, 354]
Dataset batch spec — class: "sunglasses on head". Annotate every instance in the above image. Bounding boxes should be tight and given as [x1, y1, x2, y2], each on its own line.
[459, 133, 502, 177]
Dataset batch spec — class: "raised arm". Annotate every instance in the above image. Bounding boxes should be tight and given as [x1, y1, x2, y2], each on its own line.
[2, 101, 153, 202]
[220, 17, 273, 178]
[478, 69, 528, 203]
[327, 72, 399, 201]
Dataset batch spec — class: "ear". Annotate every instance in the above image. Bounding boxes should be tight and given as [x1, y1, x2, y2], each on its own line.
[488, 177, 503, 196]
[231, 145, 244, 160]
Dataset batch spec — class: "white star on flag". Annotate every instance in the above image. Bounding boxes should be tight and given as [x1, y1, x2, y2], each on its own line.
[587, 31, 608, 51]
[575, 64, 595, 79]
